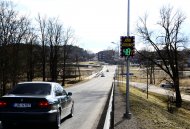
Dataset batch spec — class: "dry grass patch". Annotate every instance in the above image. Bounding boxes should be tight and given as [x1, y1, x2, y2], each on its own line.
[119, 85, 190, 129]
[180, 78, 190, 87]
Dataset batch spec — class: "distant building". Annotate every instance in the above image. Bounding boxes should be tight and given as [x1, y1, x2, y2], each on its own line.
[97, 50, 115, 64]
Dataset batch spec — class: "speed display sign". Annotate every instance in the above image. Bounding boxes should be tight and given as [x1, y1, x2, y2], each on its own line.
[120, 36, 135, 57]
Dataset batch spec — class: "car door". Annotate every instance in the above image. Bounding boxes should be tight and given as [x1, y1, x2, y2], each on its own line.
[54, 85, 67, 118]
[67, 91, 73, 110]
[62, 90, 72, 115]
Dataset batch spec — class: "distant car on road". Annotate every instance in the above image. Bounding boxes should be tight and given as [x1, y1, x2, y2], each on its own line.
[160, 82, 174, 88]
[0, 81, 74, 129]
[101, 73, 105, 77]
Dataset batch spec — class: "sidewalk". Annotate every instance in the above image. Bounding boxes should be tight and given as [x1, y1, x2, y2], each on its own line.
[114, 85, 139, 129]
[130, 82, 190, 102]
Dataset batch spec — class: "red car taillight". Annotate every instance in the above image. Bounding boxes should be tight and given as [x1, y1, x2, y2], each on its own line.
[0, 101, 7, 107]
[38, 101, 50, 108]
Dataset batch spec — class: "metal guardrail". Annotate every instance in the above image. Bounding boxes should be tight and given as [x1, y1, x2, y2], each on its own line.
[103, 82, 115, 129]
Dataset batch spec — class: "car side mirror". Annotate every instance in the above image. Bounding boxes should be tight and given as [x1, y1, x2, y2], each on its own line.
[68, 92, 72, 96]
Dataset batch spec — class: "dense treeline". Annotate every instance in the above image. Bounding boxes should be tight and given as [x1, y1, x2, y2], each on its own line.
[0, 1, 95, 95]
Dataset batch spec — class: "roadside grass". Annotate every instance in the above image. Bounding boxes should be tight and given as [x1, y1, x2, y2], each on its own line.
[119, 84, 190, 129]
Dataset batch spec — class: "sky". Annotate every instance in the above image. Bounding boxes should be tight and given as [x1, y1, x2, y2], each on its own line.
[11, 0, 190, 53]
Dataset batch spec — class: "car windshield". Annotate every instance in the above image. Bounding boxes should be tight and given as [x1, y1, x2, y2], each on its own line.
[9, 83, 51, 95]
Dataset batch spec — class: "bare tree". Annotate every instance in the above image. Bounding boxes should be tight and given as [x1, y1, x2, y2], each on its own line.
[61, 27, 76, 86]
[0, 0, 12, 95]
[0, 1, 30, 94]
[137, 6, 187, 107]
[10, 16, 30, 86]
[36, 14, 47, 81]
[0, 1, 14, 94]
[24, 27, 38, 81]
[47, 18, 62, 81]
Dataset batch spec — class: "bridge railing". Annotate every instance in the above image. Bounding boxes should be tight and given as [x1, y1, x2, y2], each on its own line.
[103, 82, 115, 129]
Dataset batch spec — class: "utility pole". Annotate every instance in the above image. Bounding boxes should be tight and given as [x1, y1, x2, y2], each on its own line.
[124, 0, 132, 119]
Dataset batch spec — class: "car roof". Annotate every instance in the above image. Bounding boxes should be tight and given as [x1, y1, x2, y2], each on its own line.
[17, 81, 61, 86]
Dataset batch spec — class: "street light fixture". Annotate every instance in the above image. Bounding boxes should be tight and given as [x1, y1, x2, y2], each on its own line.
[111, 42, 119, 59]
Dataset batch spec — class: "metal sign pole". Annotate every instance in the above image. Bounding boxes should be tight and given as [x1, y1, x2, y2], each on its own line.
[124, 0, 132, 119]
[127, 0, 130, 37]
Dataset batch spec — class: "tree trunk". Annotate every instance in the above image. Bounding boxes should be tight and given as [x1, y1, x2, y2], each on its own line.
[62, 67, 65, 86]
[52, 46, 58, 82]
[49, 43, 54, 81]
[62, 58, 66, 86]
[42, 43, 46, 81]
[174, 77, 182, 107]
[150, 66, 153, 84]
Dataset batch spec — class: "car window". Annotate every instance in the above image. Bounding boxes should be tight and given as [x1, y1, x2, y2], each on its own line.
[9, 83, 51, 95]
[62, 90, 67, 96]
[54, 84, 64, 96]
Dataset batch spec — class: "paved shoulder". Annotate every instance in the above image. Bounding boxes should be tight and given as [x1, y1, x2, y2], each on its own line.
[114, 85, 139, 129]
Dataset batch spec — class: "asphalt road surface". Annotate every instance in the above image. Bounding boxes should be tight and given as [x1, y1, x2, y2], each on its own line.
[62, 65, 115, 129]
[0, 65, 116, 129]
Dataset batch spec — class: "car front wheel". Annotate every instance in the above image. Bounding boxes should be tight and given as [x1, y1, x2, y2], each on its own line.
[69, 103, 74, 118]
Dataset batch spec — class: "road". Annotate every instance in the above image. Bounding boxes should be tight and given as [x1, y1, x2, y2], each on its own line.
[61, 65, 115, 129]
